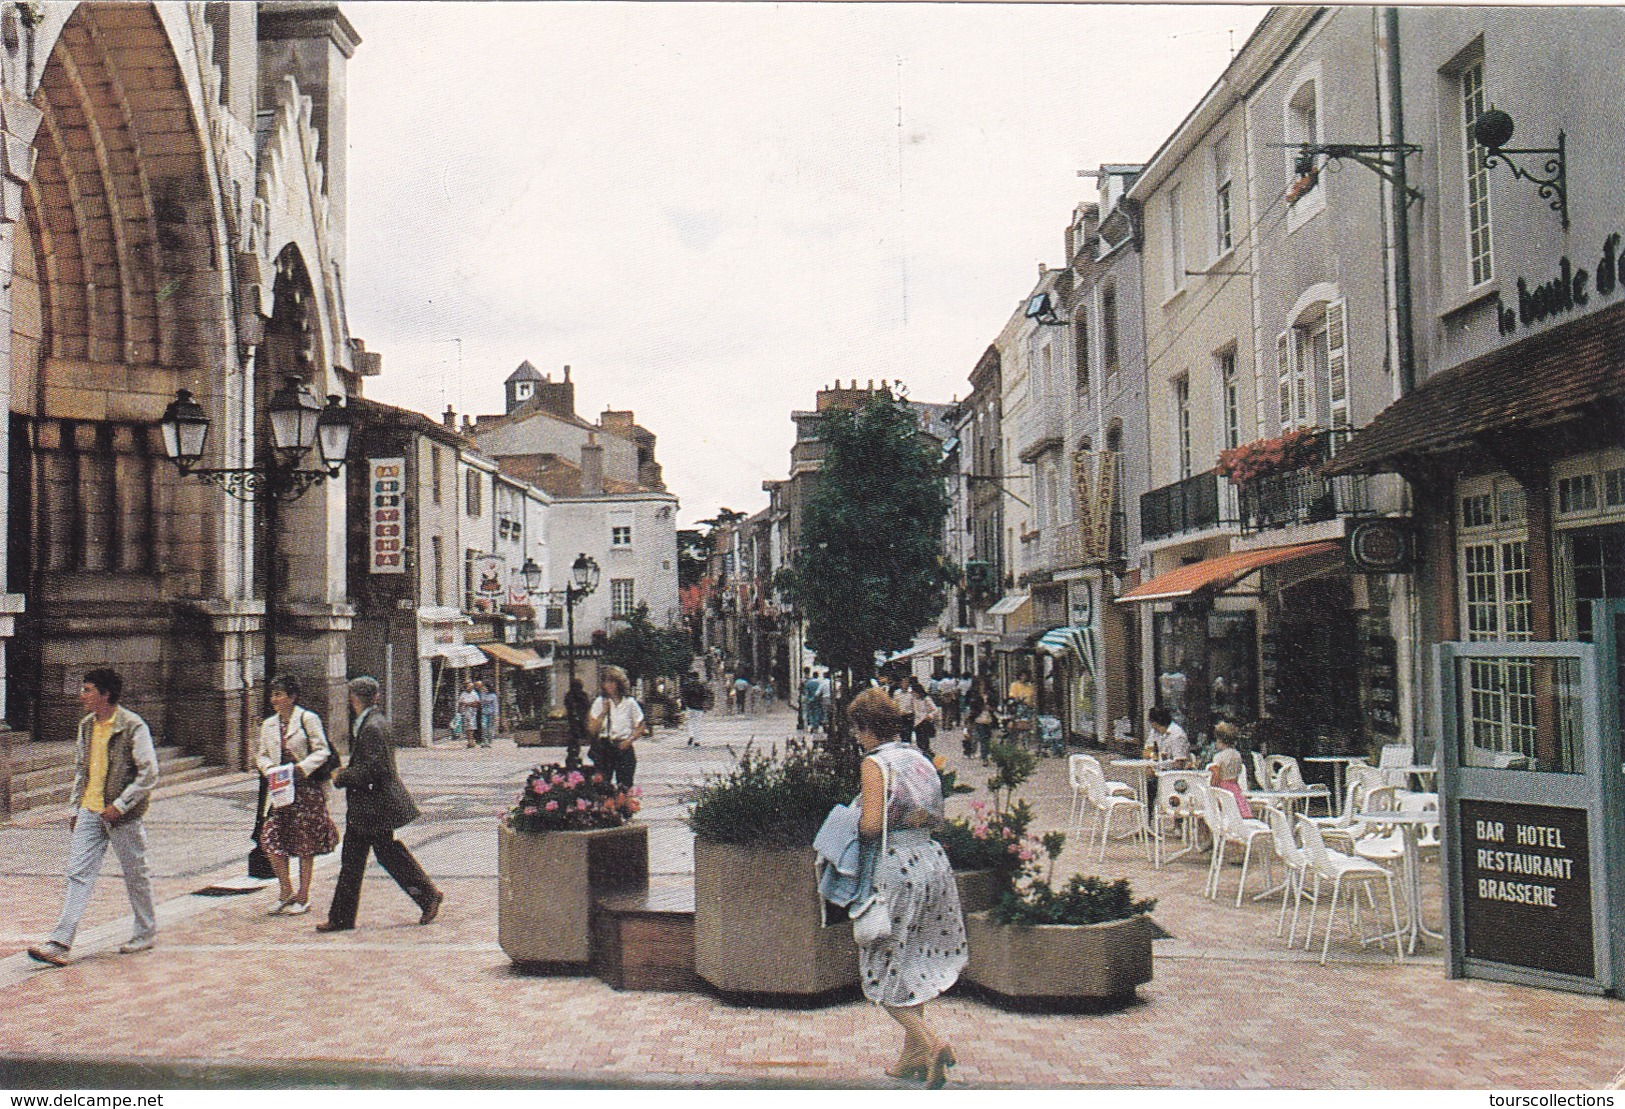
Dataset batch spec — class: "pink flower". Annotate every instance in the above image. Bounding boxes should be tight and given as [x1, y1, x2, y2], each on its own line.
[521, 806, 537, 816]
[969, 800, 987, 812]
[972, 827, 988, 840]
[1018, 847, 1036, 862]
[575, 798, 590, 811]
[566, 771, 586, 788]
[544, 800, 559, 812]
[627, 787, 643, 798]
[1007, 843, 1021, 855]
[533, 781, 550, 794]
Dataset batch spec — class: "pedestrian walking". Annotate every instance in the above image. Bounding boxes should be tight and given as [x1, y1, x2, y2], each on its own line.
[908, 676, 940, 759]
[318, 676, 442, 933]
[733, 674, 749, 715]
[457, 679, 481, 748]
[477, 679, 498, 746]
[800, 668, 823, 733]
[255, 674, 340, 917]
[681, 672, 709, 747]
[563, 677, 591, 768]
[588, 665, 646, 789]
[28, 669, 160, 967]
[965, 677, 996, 763]
[849, 687, 964, 1088]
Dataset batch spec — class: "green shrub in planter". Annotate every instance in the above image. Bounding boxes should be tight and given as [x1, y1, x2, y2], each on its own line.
[684, 739, 858, 848]
[935, 742, 1041, 897]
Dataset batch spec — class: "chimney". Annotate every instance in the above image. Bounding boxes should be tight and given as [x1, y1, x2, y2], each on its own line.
[536, 366, 575, 420]
[461, 415, 475, 436]
[443, 405, 457, 430]
[580, 433, 604, 496]
[600, 409, 635, 434]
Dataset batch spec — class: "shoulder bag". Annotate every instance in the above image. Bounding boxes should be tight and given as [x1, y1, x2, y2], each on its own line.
[306, 708, 341, 783]
[849, 758, 895, 948]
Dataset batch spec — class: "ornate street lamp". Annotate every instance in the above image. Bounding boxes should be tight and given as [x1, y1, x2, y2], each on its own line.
[540, 552, 600, 694]
[159, 378, 352, 692]
[518, 556, 543, 594]
[1472, 106, 1569, 230]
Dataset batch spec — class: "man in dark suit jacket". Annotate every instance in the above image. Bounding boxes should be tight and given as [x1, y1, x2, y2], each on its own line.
[317, 676, 442, 932]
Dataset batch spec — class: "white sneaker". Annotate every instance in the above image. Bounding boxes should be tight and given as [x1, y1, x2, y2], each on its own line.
[118, 936, 154, 954]
[281, 901, 310, 916]
[268, 897, 292, 915]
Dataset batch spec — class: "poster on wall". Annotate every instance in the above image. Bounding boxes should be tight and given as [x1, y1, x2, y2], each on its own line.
[369, 458, 406, 574]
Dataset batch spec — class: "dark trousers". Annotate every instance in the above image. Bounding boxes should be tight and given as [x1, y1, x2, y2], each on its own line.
[593, 742, 637, 789]
[325, 828, 436, 927]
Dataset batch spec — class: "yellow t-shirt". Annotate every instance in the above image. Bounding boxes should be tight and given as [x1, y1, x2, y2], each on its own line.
[80, 719, 115, 813]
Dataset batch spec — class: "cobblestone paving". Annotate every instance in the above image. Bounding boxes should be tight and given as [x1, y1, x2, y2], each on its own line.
[2, 705, 1620, 1088]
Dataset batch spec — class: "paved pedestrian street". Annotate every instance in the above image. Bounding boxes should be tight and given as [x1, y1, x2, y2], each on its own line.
[2, 705, 1622, 1090]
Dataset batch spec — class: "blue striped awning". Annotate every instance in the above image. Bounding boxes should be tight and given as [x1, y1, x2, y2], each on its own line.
[1035, 626, 1096, 675]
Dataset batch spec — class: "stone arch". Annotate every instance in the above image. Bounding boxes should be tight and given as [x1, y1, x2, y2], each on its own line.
[7, 2, 231, 744]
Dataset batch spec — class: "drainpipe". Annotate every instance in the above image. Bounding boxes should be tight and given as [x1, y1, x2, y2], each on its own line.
[1380, 7, 1420, 750]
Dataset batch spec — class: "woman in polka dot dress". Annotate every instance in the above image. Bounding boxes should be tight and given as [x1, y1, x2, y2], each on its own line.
[850, 687, 966, 1088]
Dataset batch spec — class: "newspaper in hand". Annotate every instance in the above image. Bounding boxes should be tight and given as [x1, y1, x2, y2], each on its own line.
[268, 763, 296, 809]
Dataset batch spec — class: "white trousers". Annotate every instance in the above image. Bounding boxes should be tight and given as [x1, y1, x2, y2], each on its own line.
[687, 709, 704, 743]
[50, 809, 157, 947]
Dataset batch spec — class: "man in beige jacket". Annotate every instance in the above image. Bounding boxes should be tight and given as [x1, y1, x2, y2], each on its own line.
[28, 668, 160, 967]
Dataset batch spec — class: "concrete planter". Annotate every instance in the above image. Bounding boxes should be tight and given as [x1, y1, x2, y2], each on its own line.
[498, 822, 648, 968]
[517, 719, 571, 749]
[692, 837, 858, 1004]
[962, 911, 1156, 1010]
[953, 868, 1002, 915]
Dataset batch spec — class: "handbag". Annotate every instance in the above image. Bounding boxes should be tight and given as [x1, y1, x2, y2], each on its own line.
[849, 760, 894, 948]
[304, 709, 341, 783]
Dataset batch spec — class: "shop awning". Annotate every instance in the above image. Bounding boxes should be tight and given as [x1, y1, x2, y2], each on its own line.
[1326, 299, 1625, 476]
[885, 638, 950, 664]
[1034, 625, 1097, 676]
[438, 644, 488, 669]
[987, 592, 1030, 617]
[1116, 540, 1341, 604]
[481, 642, 549, 670]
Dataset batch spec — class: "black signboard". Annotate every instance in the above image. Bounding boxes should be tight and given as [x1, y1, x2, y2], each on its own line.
[1357, 617, 1400, 740]
[555, 644, 604, 661]
[1259, 632, 1281, 715]
[1459, 800, 1594, 980]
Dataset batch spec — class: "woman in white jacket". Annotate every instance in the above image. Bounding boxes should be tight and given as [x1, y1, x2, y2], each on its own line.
[256, 674, 340, 914]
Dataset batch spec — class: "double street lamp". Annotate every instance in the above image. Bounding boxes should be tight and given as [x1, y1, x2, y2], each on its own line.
[537, 553, 601, 690]
[159, 378, 353, 704]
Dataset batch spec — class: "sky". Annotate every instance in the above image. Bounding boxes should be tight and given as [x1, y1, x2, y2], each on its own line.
[344, 2, 1266, 528]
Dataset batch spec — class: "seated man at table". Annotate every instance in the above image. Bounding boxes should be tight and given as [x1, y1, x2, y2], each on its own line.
[1146, 706, 1191, 768]
[1206, 721, 1252, 818]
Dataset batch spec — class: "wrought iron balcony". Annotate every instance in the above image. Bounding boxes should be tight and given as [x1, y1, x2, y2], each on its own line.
[1236, 429, 1371, 533]
[1141, 469, 1228, 543]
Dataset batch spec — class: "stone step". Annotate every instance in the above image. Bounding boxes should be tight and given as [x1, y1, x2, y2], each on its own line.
[6, 746, 226, 817]
[592, 878, 698, 993]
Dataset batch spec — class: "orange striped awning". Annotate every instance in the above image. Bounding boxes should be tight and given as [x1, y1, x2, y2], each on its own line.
[1116, 540, 1341, 604]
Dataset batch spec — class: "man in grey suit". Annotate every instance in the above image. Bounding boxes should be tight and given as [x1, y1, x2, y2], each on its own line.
[317, 676, 442, 932]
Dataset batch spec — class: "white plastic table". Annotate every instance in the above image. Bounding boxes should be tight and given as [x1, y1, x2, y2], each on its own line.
[1389, 765, 1439, 792]
[1245, 787, 1323, 822]
[1304, 755, 1367, 816]
[1110, 757, 1176, 832]
[1355, 808, 1442, 954]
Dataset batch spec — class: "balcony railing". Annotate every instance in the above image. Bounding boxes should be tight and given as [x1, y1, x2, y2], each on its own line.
[1236, 429, 1371, 534]
[1141, 469, 1227, 543]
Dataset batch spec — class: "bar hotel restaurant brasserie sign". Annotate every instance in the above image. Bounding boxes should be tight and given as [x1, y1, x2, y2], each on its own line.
[1496, 230, 1625, 337]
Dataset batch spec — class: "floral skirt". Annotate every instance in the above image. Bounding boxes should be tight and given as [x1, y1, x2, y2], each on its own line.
[859, 830, 967, 1007]
[262, 775, 340, 858]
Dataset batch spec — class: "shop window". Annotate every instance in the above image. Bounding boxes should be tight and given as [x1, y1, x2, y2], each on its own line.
[1557, 474, 1599, 516]
[610, 578, 635, 618]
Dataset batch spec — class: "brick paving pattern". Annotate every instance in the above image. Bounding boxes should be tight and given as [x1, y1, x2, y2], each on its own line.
[2, 703, 1620, 1088]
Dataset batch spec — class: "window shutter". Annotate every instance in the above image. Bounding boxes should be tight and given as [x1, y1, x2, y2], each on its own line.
[1276, 330, 1293, 432]
[1326, 297, 1350, 429]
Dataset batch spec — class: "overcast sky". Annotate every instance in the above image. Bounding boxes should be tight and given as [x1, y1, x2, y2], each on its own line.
[344, 2, 1265, 528]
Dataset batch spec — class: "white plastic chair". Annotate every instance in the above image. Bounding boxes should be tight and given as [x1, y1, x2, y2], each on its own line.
[1250, 751, 1271, 794]
[1266, 805, 1313, 944]
[1212, 786, 1273, 907]
[1297, 814, 1404, 966]
[1069, 754, 1133, 830]
[1152, 770, 1208, 868]
[1274, 756, 1333, 815]
[1379, 743, 1415, 789]
[1081, 765, 1148, 861]
[1311, 779, 1372, 853]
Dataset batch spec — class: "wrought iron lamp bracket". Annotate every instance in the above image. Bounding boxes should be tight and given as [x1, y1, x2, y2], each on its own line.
[1295, 142, 1423, 206]
[179, 465, 336, 503]
[1482, 131, 1568, 230]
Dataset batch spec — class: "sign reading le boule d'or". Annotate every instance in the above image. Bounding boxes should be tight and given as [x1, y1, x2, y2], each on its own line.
[369, 459, 406, 575]
[1459, 800, 1594, 980]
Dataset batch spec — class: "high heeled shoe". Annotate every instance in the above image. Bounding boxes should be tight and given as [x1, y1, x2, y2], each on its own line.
[925, 1043, 956, 1089]
[885, 1048, 931, 1081]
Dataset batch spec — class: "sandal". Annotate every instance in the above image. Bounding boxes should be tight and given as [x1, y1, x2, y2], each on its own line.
[925, 1043, 957, 1089]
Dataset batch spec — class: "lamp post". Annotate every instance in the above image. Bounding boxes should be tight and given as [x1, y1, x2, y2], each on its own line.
[159, 378, 352, 705]
[539, 552, 600, 692]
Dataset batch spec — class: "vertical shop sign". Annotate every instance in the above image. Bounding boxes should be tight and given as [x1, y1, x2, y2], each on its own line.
[369, 458, 406, 574]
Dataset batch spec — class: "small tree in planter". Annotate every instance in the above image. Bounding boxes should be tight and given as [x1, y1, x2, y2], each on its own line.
[934, 742, 1039, 912]
[684, 741, 862, 1002]
[498, 765, 648, 969]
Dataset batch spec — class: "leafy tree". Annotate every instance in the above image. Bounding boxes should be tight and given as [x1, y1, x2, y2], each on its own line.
[787, 393, 951, 682]
[603, 603, 692, 684]
[676, 529, 709, 590]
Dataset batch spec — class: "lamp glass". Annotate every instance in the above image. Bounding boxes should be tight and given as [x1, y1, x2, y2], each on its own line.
[520, 557, 542, 592]
[572, 553, 600, 592]
[315, 395, 352, 469]
[267, 377, 320, 454]
[160, 389, 209, 465]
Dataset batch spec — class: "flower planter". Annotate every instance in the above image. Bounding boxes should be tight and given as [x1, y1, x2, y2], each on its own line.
[692, 837, 858, 1004]
[953, 868, 1001, 916]
[962, 911, 1157, 1011]
[498, 822, 648, 968]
